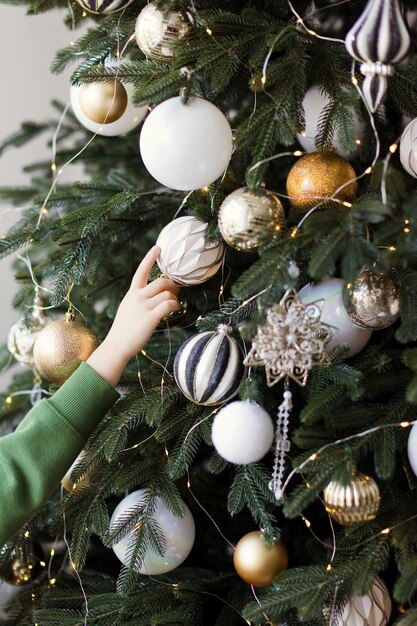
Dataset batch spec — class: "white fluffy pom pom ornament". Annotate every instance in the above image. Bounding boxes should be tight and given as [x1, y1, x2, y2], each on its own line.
[110, 489, 195, 575]
[156, 216, 224, 286]
[211, 401, 274, 465]
[139, 96, 233, 190]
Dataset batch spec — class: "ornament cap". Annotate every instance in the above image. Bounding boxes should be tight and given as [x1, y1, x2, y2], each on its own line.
[217, 324, 233, 334]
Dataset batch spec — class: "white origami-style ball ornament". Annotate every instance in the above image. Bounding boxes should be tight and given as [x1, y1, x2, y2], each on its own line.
[110, 490, 195, 575]
[400, 117, 417, 178]
[140, 96, 233, 190]
[407, 422, 417, 476]
[333, 578, 391, 626]
[156, 216, 224, 285]
[211, 401, 274, 465]
[299, 278, 372, 357]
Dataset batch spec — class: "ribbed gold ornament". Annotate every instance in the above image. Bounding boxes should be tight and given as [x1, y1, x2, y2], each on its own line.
[233, 531, 288, 587]
[33, 313, 98, 385]
[343, 269, 400, 330]
[323, 473, 380, 526]
[79, 81, 128, 125]
[135, 3, 196, 61]
[218, 187, 285, 251]
[286, 151, 357, 213]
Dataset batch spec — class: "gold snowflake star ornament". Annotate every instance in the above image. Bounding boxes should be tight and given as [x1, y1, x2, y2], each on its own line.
[244, 290, 335, 387]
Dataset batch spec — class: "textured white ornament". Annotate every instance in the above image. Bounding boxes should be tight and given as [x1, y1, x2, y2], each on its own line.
[400, 118, 417, 178]
[297, 86, 365, 159]
[7, 316, 46, 366]
[299, 279, 372, 357]
[334, 578, 391, 626]
[71, 60, 147, 137]
[111, 490, 195, 575]
[139, 96, 233, 190]
[407, 422, 417, 477]
[156, 216, 224, 285]
[211, 401, 274, 465]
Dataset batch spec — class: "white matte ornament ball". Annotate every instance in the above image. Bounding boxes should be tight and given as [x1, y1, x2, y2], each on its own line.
[297, 86, 365, 159]
[407, 422, 417, 477]
[212, 401, 274, 465]
[70, 74, 147, 137]
[156, 216, 224, 285]
[333, 578, 391, 626]
[299, 278, 372, 357]
[140, 96, 233, 190]
[400, 117, 417, 178]
[110, 490, 195, 575]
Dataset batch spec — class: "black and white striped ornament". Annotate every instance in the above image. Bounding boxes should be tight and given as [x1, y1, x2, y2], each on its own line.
[345, 0, 411, 112]
[174, 325, 244, 406]
[74, 0, 134, 14]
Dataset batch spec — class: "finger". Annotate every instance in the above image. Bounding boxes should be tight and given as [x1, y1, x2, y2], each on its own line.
[152, 300, 181, 322]
[148, 290, 179, 309]
[143, 277, 179, 299]
[130, 246, 160, 290]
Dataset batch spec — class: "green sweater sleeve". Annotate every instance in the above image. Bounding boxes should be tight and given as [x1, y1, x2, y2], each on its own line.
[0, 362, 119, 546]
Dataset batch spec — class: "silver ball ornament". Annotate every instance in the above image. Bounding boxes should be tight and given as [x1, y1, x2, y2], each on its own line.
[218, 187, 285, 252]
[343, 270, 400, 330]
[135, 3, 196, 61]
[7, 312, 47, 366]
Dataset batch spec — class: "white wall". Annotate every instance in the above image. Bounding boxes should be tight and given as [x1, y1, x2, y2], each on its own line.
[0, 6, 84, 385]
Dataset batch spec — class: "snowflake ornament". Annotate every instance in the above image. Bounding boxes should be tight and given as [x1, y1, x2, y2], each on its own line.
[244, 290, 335, 387]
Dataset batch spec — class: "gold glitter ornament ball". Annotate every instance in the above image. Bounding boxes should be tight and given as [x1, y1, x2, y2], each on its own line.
[323, 473, 381, 526]
[79, 81, 128, 125]
[343, 269, 400, 330]
[33, 314, 98, 386]
[135, 2, 196, 61]
[218, 187, 285, 252]
[233, 531, 288, 587]
[286, 151, 357, 213]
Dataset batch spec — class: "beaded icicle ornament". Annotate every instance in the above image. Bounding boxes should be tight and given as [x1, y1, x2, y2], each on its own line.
[244, 290, 336, 500]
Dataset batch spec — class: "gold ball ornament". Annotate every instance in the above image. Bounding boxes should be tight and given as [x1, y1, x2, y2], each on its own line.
[286, 151, 357, 213]
[79, 81, 128, 125]
[135, 2, 196, 61]
[33, 313, 98, 386]
[233, 531, 288, 587]
[74, 0, 135, 15]
[324, 473, 381, 526]
[218, 187, 285, 252]
[343, 269, 400, 330]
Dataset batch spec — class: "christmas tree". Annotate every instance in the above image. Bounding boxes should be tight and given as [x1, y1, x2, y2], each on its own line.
[1, 0, 417, 624]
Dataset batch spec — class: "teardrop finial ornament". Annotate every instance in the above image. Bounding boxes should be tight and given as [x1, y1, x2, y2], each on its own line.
[345, 0, 411, 112]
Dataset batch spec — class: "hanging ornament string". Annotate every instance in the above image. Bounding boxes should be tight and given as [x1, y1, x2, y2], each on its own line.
[244, 290, 335, 501]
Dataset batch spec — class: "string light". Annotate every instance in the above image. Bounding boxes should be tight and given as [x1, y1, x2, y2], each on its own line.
[380, 528, 391, 535]
[326, 564, 332, 572]
[49, 578, 56, 585]
[400, 421, 410, 428]
[303, 517, 311, 528]
[389, 246, 396, 251]
[206, 27, 213, 35]
[389, 143, 398, 154]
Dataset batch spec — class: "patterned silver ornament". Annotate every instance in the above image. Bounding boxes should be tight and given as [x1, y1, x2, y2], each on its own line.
[7, 308, 47, 367]
[324, 473, 380, 526]
[74, 0, 134, 14]
[400, 117, 417, 178]
[218, 187, 285, 252]
[343, 270, 400, 330]
[174, 325, 244, 405]
[135, 3, 196, 61]
[156, 216, 224, 286]
[333, 578, 391, 626]
[345, 0, 411, 112]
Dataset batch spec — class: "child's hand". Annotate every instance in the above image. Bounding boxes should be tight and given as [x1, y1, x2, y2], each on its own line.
[87, 246, 179, 386]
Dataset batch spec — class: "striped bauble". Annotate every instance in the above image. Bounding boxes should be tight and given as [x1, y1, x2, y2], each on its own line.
[174, 325, 244, 406]
[74, 0, 134, 14]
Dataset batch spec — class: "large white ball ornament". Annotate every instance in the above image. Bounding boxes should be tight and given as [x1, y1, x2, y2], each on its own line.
[297, 86, 365, 159]
[400, 117, 417, 177]
[299, 278, 372, 357]
[211, 401, 274, 465]
[407, 422, 417, 476]
[110, 490, 195, 575]
[333, 578, 391, 626]
[70, 61, 147, 137]
[156, 216, 224, 285]
[139, 96, 233, 190]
